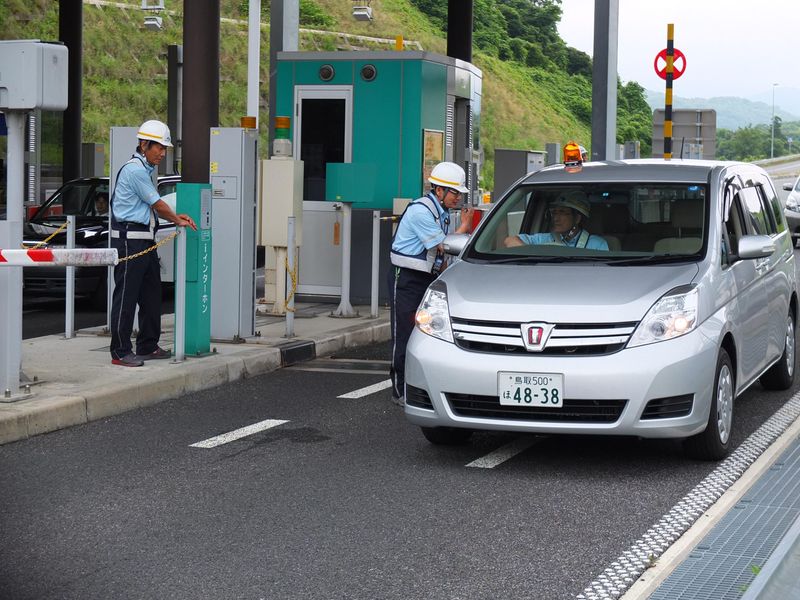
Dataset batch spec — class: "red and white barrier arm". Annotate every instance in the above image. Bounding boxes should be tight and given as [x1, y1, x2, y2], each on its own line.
[0, 248, 118, 266]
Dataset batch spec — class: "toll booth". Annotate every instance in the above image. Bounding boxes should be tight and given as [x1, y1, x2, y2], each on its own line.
[274, 51, 482, 303]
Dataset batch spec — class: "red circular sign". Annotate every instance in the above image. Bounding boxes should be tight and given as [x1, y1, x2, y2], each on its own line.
[654, 48, 686, 80]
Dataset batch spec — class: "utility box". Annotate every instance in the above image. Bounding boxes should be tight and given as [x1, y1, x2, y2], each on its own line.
[275, 50, 482, 302]
[493, 148, 547, 201]
[0, 41, 68, 111]
[81, 143, 105, 178]
[260, 159, 303, 247]
[209, 127, 257, 341]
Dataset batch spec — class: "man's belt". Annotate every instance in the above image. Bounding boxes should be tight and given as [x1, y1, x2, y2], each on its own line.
[111, 222, 154, 240]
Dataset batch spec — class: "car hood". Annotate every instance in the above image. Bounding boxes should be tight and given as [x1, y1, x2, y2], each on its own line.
[441, 260, 700, 323]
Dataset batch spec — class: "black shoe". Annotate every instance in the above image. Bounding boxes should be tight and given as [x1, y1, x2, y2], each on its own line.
[136, 347, 172, 361]
[112, 353, 144, 367]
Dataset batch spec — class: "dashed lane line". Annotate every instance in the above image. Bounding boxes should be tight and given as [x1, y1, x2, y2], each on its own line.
[466, 436, 540, 468]
[189, 419, 289, 448]
[337, 379, 393, 399]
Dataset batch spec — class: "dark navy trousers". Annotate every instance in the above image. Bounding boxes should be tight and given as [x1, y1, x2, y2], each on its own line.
[388, 266, 435, 399]
[109, 237, 162, 360]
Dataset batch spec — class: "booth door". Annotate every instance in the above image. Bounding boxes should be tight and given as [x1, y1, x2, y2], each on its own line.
[293, 86, 353, 296]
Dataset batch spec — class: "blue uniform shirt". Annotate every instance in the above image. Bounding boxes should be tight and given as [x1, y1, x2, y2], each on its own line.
[518, 231, 609, 250]
[391, 193, 449, 255]
[112, 155, 161, 225]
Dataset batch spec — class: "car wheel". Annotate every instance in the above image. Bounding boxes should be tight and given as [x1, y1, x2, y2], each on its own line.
[684, 349, 734, 461]
[420, 426, 472, 445]
[760, 308, 796, 391]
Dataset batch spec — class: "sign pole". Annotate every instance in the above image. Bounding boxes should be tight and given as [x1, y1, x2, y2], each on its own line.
[663, 24, 675, 159]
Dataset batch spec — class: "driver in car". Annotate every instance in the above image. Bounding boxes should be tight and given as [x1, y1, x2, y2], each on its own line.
[504, 190, 609, 250]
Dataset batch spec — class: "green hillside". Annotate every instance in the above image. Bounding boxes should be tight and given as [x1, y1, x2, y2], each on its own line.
[0, 0, 651, 188]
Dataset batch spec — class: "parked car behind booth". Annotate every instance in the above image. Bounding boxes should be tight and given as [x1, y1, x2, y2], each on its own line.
[406, 159, 797, 460]
[23, 175, 180, 308]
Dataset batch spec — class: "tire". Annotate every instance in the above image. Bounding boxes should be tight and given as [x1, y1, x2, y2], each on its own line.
[420, 426, 472, 445]
[760, 308, 796, 391]
[684, 349, 734, 461]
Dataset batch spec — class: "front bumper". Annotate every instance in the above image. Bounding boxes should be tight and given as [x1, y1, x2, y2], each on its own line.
[404, 322, 721, 439]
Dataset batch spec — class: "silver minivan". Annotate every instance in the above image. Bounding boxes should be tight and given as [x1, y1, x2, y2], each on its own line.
[405, 160, 797, 460]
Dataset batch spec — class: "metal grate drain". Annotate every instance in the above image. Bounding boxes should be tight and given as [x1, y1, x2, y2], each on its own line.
[576, 394, 800, 600]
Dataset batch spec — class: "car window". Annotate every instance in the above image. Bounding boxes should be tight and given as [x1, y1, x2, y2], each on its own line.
[723, 194, 746, 262]
[468, 182, 707, 261]
[739, 187, 772, 235]
[755, 177, 786, 234]
[158, 180, 177, 197]
[34, 182, 94, 219]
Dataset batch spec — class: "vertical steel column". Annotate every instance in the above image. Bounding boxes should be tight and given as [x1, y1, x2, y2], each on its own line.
[182, 1, 220, 183]
[0, 112, 25, 399]
[447, 0, 473, 62]
[268, 0, 299, 153]
[590, 0, 619, 161]
[65, 215, 76, 339]
[370, 210, 380, 318]
[285, 216, 296, 337]
[166, 44, 183, 175]
[59, 0, 83, 181]
[247, 0, 261, 127]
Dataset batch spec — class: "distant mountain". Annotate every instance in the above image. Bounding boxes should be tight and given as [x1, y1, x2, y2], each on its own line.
[646, 90, 800, 131]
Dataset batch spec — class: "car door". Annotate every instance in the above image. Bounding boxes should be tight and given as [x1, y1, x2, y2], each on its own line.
[723, 186, 769, 386]
[753, 175, 793, 364]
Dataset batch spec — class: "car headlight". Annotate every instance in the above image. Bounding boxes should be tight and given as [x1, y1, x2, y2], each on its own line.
[628, 285, 699, 348]
[786, 195, 800, 212]
[415, 280, 454, 343]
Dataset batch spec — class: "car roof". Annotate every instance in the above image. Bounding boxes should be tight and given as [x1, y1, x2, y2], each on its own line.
[520, 158, 755, 185]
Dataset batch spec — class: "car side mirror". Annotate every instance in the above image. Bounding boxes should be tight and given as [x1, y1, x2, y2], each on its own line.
[738, 234, 776, 259]
[442, 233, 469, 256]
[783, 183, 793, 191]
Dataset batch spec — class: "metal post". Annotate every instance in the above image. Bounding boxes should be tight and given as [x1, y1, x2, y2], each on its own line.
[65, 215, 76, 339]
[0, 111, 26, 400]
[247, 0, 261, 128]
[332, 202, 357, 318]
[370, 210, 380, 318]
[174, 227, 186, 362]
[590, 0, 619, 161]
[285, 217, 295, 337]
[771, 83, 778, 159]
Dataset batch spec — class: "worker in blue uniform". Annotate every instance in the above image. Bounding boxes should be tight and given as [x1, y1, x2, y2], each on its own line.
[109, 120, 197, 367]
[388, 161, 475, 406]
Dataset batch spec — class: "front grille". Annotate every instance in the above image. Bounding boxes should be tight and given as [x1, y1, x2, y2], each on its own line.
[641, 394, 693, 419]
[446, 393, 626, 423]
[406, 385, 434, 409]
[451, 317, 637, 356]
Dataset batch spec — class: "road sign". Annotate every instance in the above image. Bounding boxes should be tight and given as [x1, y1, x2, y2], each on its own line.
[654, 48, 686, 80]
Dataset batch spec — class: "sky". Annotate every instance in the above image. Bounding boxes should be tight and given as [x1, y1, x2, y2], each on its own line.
[557, 0, 798, 101]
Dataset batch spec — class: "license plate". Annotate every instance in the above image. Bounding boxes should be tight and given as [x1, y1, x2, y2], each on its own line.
[498, 372, 564, 407]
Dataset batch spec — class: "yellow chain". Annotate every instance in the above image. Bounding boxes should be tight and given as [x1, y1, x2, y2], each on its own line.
[117, 230, 180, 263]
[284, 254, 298, 312]
[21, 220, 69, 249]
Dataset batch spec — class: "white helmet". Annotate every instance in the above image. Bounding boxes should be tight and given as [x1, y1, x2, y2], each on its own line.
[428, 162, 469, 194]
[137, 119, 173, 147]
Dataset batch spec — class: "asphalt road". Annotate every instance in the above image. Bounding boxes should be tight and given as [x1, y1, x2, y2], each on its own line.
[0, 340, 797, 599]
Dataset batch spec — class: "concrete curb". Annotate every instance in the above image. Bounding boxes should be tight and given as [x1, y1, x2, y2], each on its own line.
[0, 318, 390, 446]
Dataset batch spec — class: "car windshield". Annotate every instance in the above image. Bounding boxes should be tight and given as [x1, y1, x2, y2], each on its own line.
[32, 181, 110, 222]
[466, 182, 708, 264]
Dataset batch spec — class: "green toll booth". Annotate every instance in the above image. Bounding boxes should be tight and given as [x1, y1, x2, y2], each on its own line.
[272, 50, 482, 303]
[176, 183, 212, 356]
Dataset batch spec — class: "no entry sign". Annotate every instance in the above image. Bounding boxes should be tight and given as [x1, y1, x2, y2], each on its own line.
[654, 48, 686, 80]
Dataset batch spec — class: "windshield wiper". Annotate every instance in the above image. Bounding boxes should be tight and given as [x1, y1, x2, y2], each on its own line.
[488, 255, 610, 264]
[607, 254, 698, 266]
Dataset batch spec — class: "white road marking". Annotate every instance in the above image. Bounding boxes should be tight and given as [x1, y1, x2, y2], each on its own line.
[466, 437, 538, 469]
[338, 379, 393, 398]
[189, 419, 289, 448]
